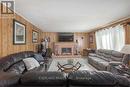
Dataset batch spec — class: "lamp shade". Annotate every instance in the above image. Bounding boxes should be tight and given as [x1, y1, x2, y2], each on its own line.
[120, 45, 130, 54]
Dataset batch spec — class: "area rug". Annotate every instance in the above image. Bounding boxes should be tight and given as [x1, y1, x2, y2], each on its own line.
[48, 58, 96, 72]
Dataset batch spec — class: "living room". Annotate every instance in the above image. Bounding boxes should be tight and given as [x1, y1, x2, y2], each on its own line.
[0, 0, 130, 87]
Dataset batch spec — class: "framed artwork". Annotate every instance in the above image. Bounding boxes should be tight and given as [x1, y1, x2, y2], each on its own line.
[13, 19, 26, 45]
[32, 30, 38, 43]
[89, 35, 93, 43]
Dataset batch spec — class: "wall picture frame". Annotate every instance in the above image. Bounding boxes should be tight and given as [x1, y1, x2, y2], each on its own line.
[89, 35, 93, 43]
[32, 30, 38, 43]
[13, 19, 26, 45]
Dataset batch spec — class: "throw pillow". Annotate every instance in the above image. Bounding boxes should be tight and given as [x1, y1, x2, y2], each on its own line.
[34, 54, 44, 62]
[23, 57, 40, 70]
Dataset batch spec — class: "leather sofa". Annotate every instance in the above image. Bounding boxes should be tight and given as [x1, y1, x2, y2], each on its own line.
[0, 70, 129, 87]
[68, 70, 130, 87]
[0, 51, 129, 87]
[0, 51, 45, 74]
[0, 51, 63, 87]
[88, 49, 128, 71]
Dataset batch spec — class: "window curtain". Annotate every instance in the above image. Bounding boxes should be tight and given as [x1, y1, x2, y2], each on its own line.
[95, 24, 125, 51]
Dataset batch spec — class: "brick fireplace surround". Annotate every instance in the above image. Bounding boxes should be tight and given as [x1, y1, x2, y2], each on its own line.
[53, 42, 81, 58]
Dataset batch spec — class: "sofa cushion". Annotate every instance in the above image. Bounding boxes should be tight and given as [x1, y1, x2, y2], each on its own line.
[0, 51, 35, 72]
[6, 61, 25, 74]
[103, 50, 112, 58]
[111, 51, 124, 61]
[34, 54, 44, 62]
[0, 56, 14, 71]
[23, 58, 40, 70]
[89, 53, 96, 57]
[89, 57, 109, 70]
[96, 49, 104, 56]
[115, 75, 130, 87]
[0, 72, 20, 87]
[96, 54, 103, 59]
[90, 57, 107, 63]
[21, 71, 66, 86]
[101, 56, 110, 61]
[97, 61, 109, 70]
[109, 61, 122, 66]
[68, 70, 117, 86]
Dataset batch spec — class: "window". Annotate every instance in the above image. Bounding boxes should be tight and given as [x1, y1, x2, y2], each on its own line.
[95, 25, 125, 51]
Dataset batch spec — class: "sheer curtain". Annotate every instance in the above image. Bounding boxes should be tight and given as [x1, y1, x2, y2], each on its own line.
[95, 24, 125, 51]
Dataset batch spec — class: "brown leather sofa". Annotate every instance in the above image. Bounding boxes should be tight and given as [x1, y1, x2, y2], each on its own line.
[88, 49, 128, 71]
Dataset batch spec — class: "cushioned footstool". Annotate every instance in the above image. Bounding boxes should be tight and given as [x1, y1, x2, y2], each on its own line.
[68, 70, 124, 87]
[0, 72, 20, 87]
[20, 71, 66, 87]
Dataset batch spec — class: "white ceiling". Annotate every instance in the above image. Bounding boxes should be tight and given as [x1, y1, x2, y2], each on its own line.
[15, 0, 130, 32]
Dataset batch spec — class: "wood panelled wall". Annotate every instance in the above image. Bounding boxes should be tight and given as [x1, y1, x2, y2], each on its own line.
[88, 18, 130, 49]
[125, 23, 130, 44]
[74, 32, 88, 55]
[87, 32, 96, 49]
[42, 32, 88, 55]
[42, 32, 58, 52]
[0, 12, 42, 58]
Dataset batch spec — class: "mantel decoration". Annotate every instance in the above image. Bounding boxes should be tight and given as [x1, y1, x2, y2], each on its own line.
[13, 19, 26, 45]
[32, 30, 38, 43]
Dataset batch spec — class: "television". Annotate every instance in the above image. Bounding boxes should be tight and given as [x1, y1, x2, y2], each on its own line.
[58, 33, 74, 42]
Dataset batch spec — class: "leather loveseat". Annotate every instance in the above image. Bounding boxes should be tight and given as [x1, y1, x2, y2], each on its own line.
[88, 49, 128, 71]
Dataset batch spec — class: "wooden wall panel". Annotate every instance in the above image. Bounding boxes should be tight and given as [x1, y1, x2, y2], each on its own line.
[42, 32, 58, 52]
[0, 12, 43, 58]
[0, 18, 1, 57]
[1, 18, 8, 57]
[7, 18, 14, 55]
[88, 32, 96, 49]
[74, 32, 88, 54]
[42, 32, 88, 55]
[125, 24, 130, 44]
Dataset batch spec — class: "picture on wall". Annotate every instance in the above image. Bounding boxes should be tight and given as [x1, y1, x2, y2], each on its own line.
[89, 35, 93, 43]
[32, 30, 38, 43]
[13, 19, 26, 45]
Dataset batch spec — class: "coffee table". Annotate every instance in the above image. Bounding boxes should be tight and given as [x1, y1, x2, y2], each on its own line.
[57, 62, 81, 73]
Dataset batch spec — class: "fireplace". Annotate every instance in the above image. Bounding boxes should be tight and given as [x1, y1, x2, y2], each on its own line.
[53, 42, 81, 57]
[62, 48, 72, 55]
[54, 42, 75, 56]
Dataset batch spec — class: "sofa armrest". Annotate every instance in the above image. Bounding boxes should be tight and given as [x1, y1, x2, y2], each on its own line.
[115, 75, 130, 87]
[109, 61, 122, 66]
[0, 71, 20, 86]
[88, 53, 96, 57]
